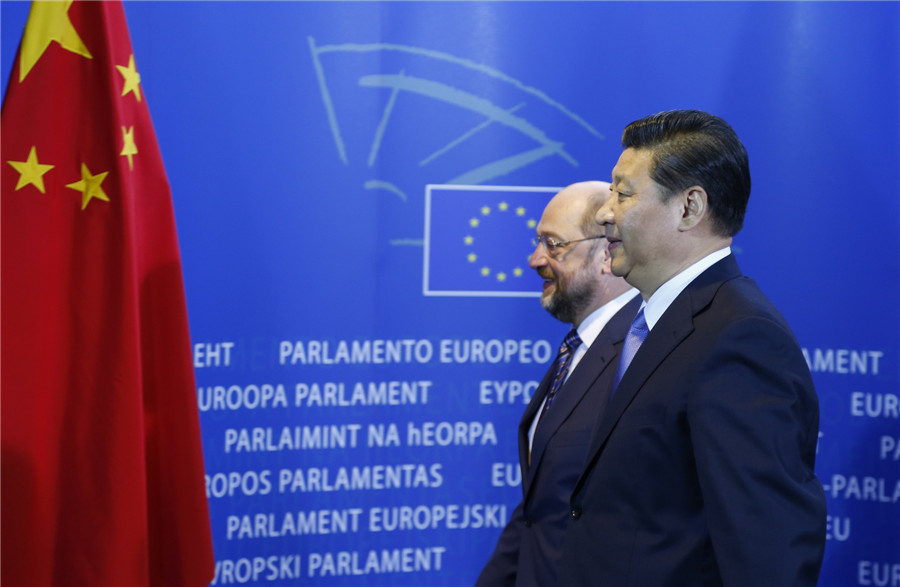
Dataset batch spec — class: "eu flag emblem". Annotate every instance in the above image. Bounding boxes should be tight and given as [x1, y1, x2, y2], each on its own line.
[424, 184, 559, 297]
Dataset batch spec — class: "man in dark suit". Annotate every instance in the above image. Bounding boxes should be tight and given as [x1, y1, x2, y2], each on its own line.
[477, 181, 640, 587]
[557, 110, 827, 586]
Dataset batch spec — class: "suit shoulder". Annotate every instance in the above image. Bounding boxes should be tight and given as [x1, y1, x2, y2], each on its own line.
[714, 275, 792, 326]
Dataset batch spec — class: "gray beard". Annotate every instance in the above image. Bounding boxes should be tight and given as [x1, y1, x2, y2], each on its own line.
[542, 281, 594, 324]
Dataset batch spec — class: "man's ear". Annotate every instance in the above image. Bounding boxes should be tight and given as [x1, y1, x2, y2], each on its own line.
[599, 244, 614, 275]
[678, 186, 708, 231]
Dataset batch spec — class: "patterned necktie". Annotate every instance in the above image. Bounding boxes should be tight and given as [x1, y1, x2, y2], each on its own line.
[542, 329, 582, 413]
[612, 307, 649, 393]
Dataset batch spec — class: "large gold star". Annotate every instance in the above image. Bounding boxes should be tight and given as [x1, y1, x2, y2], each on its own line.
[121, 126, 138, 170]
[116, 54, 142, 102]
[7, 146, 55, 193]
[66, 163, 110, 210]
[19, 0, 92, 82]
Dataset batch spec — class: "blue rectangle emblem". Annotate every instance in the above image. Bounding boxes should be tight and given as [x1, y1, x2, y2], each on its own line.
[423, 184, 559, 297]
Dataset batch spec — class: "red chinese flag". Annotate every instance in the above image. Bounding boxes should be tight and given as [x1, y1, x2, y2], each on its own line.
[1, 2, 214, 585]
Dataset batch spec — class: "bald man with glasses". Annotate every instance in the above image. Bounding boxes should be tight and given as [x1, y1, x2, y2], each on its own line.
[476, 181, 639, 587]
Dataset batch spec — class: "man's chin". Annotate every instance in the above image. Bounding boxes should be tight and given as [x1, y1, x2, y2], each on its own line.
[540, 292, 560, 314]
[540, 295, 553, 312]
[541, 295, 571, 323]
[610, 258, 628, 278]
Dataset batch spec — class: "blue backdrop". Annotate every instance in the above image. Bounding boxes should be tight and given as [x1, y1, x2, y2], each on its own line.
[3, 1, 898, 585]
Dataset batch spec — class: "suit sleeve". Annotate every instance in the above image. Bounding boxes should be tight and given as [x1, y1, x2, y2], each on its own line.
[689, 316, 826, 587]
[474, 501, 523, 587]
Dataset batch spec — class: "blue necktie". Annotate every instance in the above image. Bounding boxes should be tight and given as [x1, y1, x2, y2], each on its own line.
[612, 307, 649, 393]
[542, 329, 582, 413]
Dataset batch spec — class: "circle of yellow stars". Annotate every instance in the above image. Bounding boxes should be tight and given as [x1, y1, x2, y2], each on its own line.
[464, 201, 537, 282]
[5, 2, 144, 211]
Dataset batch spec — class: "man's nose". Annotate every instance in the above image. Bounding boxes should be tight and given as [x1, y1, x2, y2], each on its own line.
[595, 201, 614, 228]
[529, 242, 547, 268]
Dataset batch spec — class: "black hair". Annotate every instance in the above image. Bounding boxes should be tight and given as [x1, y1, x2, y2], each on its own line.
[622, 109, 751, 236]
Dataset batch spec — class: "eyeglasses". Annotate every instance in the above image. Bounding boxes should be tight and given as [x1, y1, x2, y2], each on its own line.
[531, 234, 606, 255]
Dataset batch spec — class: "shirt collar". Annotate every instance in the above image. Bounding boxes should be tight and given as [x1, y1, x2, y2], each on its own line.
[577, 288, 641, 346]
[643, 247, 731, 330]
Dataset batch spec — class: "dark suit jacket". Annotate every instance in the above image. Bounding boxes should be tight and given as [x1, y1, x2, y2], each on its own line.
[476, 295, 642, 587]
[557, 255, 826, 587]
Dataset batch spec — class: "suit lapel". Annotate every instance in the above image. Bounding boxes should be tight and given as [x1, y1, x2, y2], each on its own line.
[525, 295, 642, 497]
[575, 256, 743, 495]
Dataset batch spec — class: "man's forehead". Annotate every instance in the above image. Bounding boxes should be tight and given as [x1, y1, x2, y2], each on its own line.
[611, 149, 650, 185]
[611, 164, 633, 187]
[536, 196, 587, 235]
[541, 199, 583, 228]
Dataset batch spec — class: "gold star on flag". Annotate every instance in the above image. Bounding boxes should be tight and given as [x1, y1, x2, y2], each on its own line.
[19, 0, 92, 82]
[516, 207, 525, 216]
[513, 267, 523, 277]
[121, 126, 138, 169]
[464, 235, 474, 245]
[499, 202, 509, 211]
[481, 206, 490, 215]
[470, 218, 479, 227]
[497, 272, 507, 282]
[481, 267, 490, 276]
[7, 146, 54, 193]
[116, 54, 142, 102]
[467, 253, 477, 262]
[66, 163, 110, 210]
